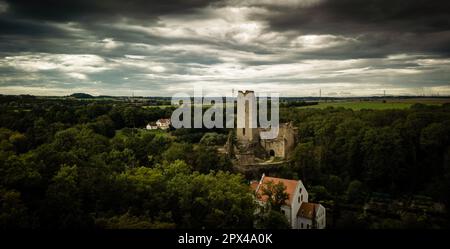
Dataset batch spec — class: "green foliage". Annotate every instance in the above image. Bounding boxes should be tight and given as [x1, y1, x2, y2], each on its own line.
[282, 104, 450, 228]
[200, 132, 227, 146]
[0, 153, 41, 190]
[44, 165, 92, 228]
[0, 95, 449, 229]
[0, 188, 30, 228]
[346, 180, 367, 204]
[259, 181, 289, 211]
[165, 166, 255, 228]
[293, 142, 321, 184]
[255, 209, 291, 229]
[327, 175, 344, 195]
[193, 145, 232, 173]
[309, 185, 330, 202]
[163, 142, 195, 164]
[95, 212, 176, 229]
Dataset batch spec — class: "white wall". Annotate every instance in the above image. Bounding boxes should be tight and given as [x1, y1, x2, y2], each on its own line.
[289, 180, 308, 228]
[295, 204, 326, 229]
[281, 205, 291, 225]
[297, 217, 313, 229]
[315, 204, 326, 229]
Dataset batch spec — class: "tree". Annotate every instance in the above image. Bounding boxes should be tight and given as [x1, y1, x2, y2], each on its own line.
[115, 166, 166, 217]
[310, 185, 330, 201]
[255, 209, 290, 229]
[162, 142, 194, 165]
[166, 169, 255, 229]
[9, 132, 28, 153]
[259, 181, 289, 211]
[346, 180, 366, 204]
[0, 154, 41, 191]
[361, 127, 409, 193]
[200, 132, 227, 146]
[194, 145, 220, 173]
[44, 165, 91, 228]
[293, 142, 321, 184]
[0, 189, 30, 228]
[88, 115, 116, 138]
[95, 212, 175, 229]
[327, 175, 344, 195]
[104, 148, 136, 171]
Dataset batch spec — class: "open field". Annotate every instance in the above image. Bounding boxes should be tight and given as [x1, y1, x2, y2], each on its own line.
[142, 105, 174, 109]
[298, 98, 450, 110]
[143, 104, 215, 109]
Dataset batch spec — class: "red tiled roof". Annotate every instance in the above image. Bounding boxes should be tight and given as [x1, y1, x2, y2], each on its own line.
[297, 202, 320, 219]
[157, 118, 171, 124]
[250, 181, 259, 192]
[255, 176, 300, 206]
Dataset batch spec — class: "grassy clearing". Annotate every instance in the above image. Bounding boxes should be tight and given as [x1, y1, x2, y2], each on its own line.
[298, 98, 449, 110]
[142, 105, 173, 109]
[298, 101, 412, 110]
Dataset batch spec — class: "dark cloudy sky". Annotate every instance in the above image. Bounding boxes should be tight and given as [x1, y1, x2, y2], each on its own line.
[0, 0, 449, 96]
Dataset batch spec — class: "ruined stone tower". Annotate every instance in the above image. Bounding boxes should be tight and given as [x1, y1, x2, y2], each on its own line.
[221, 89, 297, 167]
[236, 90, 259, 142]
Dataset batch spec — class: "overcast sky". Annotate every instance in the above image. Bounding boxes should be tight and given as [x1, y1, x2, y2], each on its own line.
[0, 0, 449, 96]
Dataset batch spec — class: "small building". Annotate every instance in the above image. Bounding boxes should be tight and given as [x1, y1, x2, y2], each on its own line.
[251, 173, 325, 229]
[146, 118, 171, 130]
[156, 118, 171, 130]
[297, 202, 326, 229]
[146, 123, 158, 130]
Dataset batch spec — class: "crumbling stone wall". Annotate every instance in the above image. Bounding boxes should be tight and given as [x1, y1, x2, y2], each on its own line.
[260, 122, 296, 159]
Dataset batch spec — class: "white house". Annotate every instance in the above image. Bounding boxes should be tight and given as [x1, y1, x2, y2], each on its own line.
[146, 118, 171, 130]
[146, 123, 158, 130]
[251, 173, 326, 229]
[252, 174, 308, 228]
[296, 202, 326, 229]
[156, 118, 171, 130]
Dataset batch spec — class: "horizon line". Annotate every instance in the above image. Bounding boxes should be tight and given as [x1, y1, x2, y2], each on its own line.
[2, 93, 450, 98]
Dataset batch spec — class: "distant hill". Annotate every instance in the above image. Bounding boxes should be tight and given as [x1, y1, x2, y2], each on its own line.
[69, 93, 94, 98]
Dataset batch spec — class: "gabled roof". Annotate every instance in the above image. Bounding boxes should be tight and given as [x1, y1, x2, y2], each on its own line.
[157, 118, 171, 124]
[254, 175, 300, 206]
[297, 202, 320, 219]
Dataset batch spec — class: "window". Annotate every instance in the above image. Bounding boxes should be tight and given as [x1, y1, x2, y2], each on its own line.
[307, 224, 310, 229]
[299, 188, 302, 193]
[281, 210, 285, 215]
[298, 196, 300, 203]
[301, 223, 303, 228]
[301, 195, 303, 202]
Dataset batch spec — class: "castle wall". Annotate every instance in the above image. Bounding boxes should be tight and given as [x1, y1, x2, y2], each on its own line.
[261, 139, 286, 158]
[283, 124, 296, 158]
[259, 122, 297, 159]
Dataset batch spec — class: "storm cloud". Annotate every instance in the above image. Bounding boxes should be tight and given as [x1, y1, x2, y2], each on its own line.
[0, 0, 449, 96]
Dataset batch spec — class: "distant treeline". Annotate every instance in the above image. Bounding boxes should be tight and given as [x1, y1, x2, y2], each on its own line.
[280, 101, 318, 107]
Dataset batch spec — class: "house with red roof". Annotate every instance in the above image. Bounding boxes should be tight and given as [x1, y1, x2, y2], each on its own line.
[297, 202, 326, 229]
[146, 118, 171, 130]
[251, 173, 326, 229]
[156, 118, 171, 129]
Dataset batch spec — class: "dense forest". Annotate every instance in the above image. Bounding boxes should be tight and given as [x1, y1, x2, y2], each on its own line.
[0, 95, 449, 229]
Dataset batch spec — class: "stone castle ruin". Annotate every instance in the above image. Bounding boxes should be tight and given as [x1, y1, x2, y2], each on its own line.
[225, 90, 297, 167]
